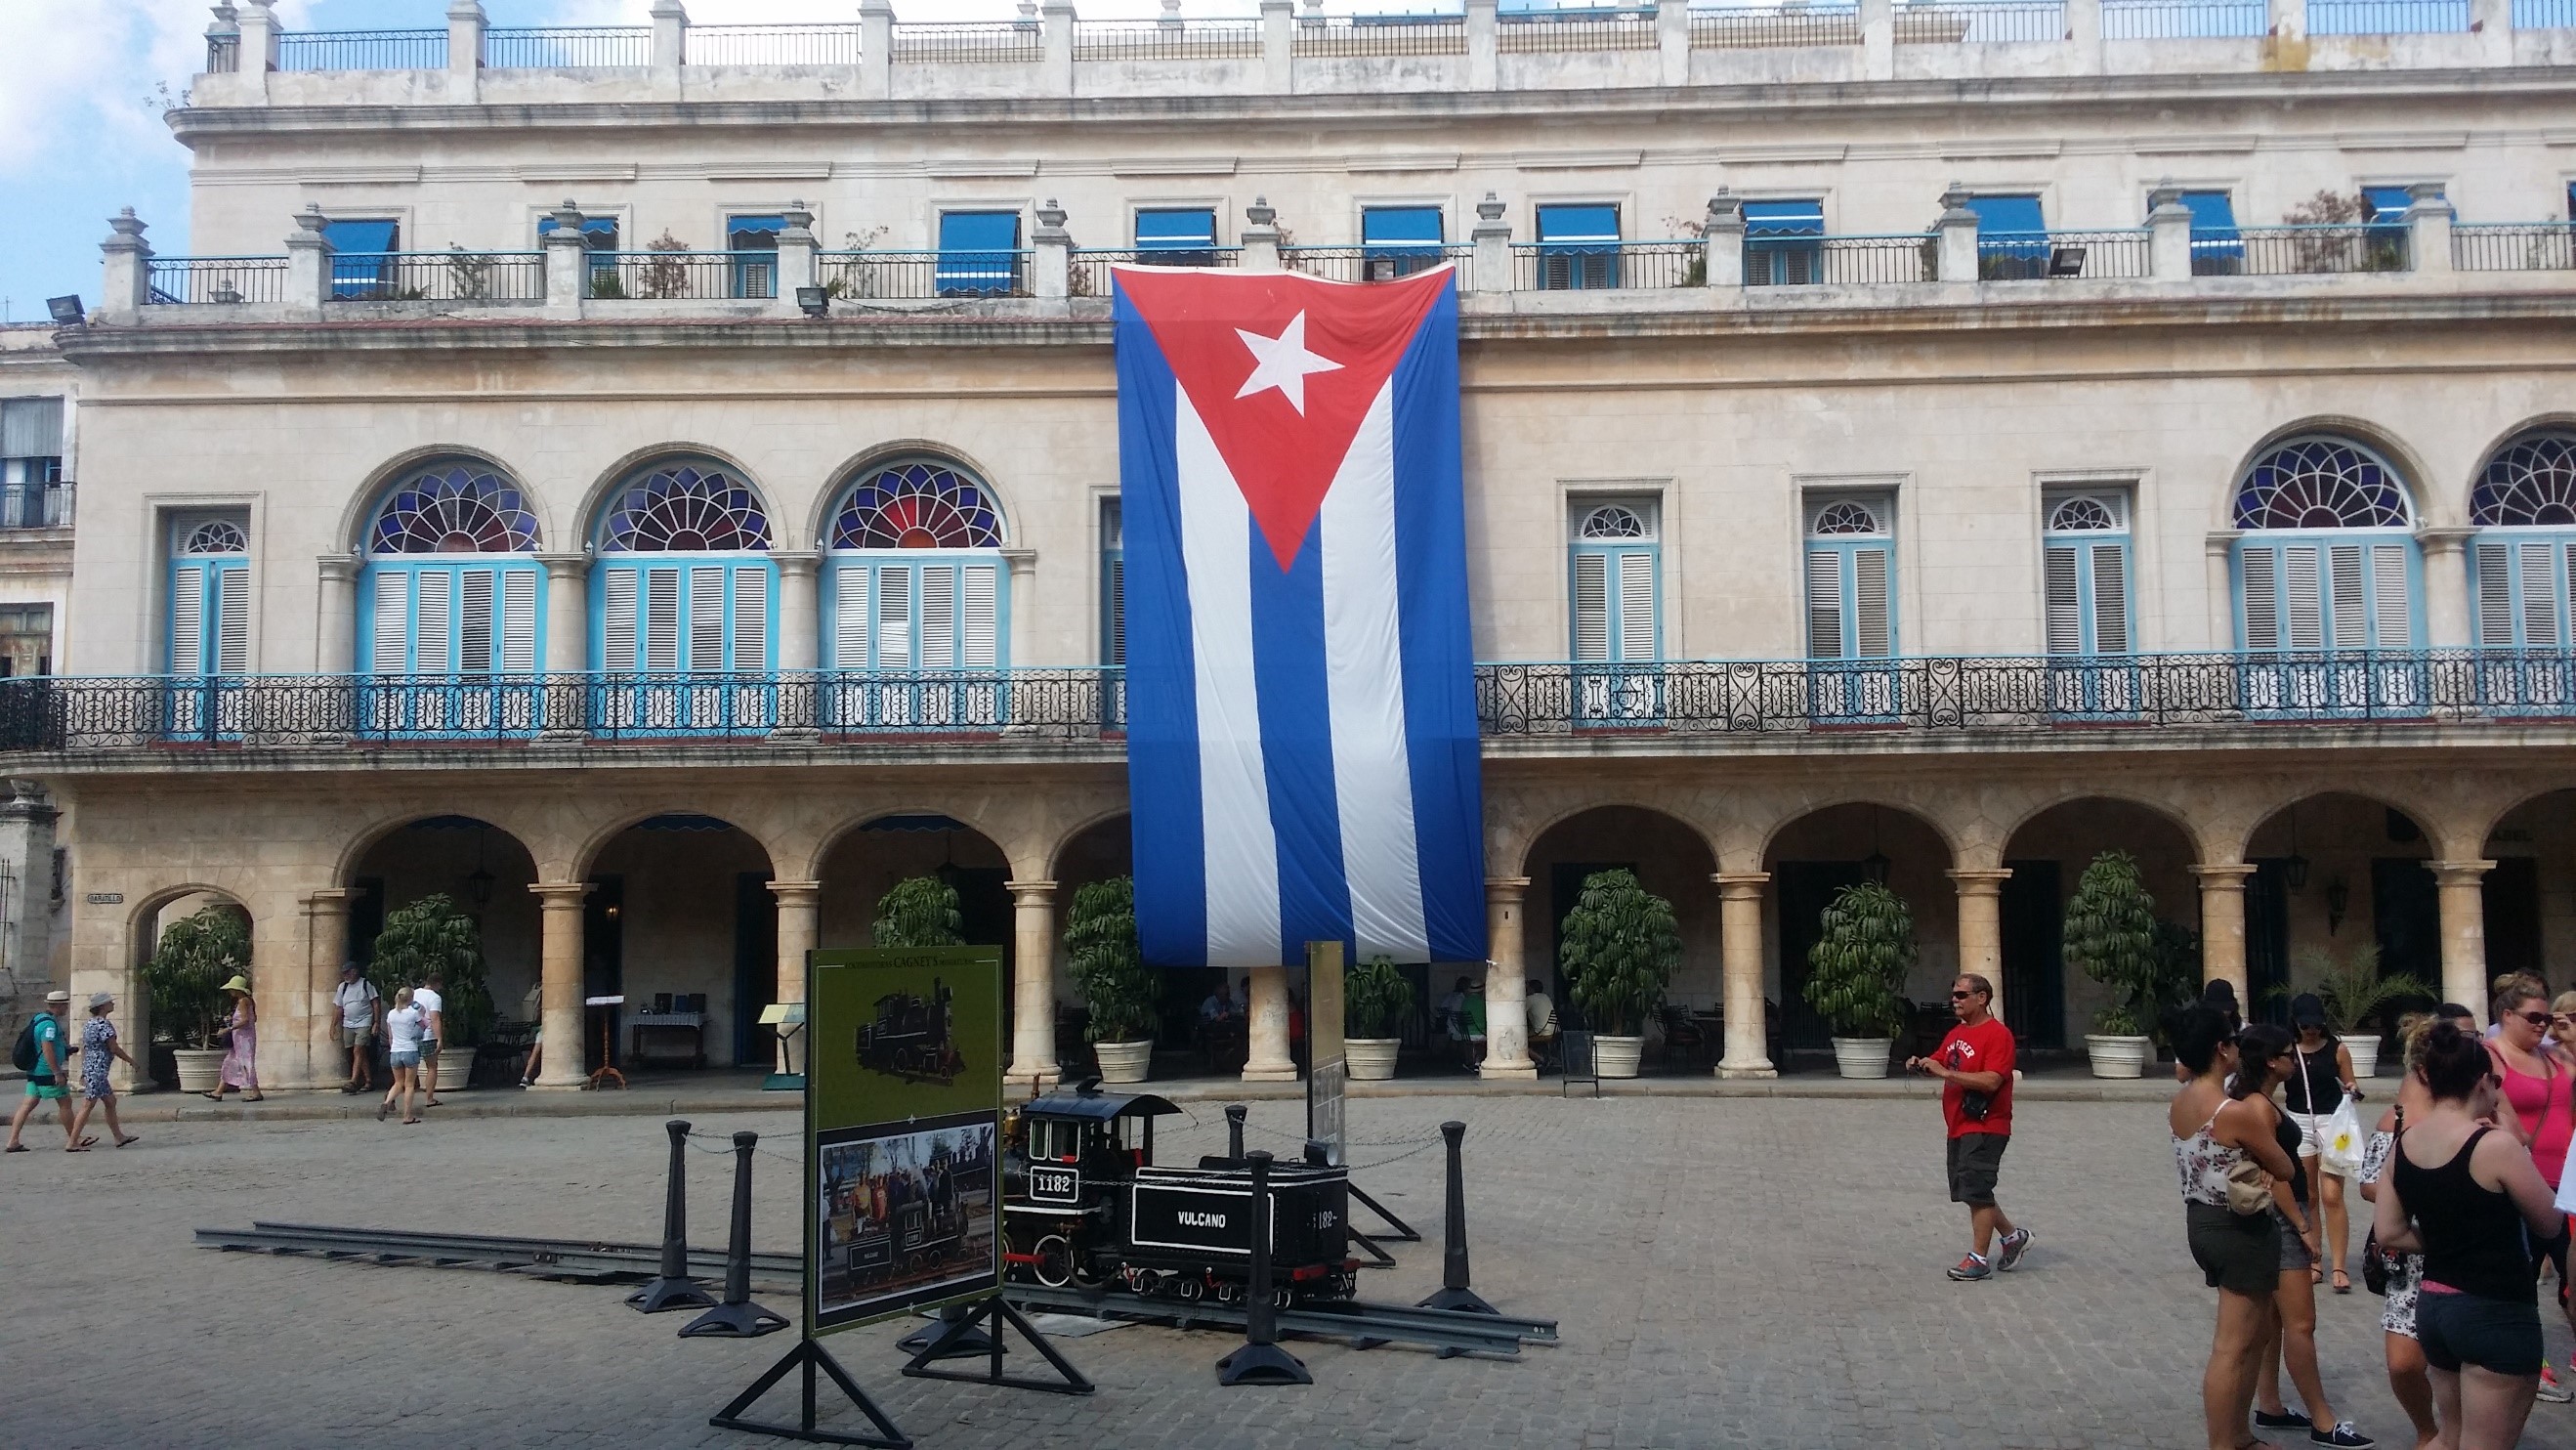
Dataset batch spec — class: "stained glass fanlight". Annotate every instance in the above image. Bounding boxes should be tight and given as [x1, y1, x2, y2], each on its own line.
[1810, 499, 1883, 535]
[367, 465, 540, 555]
[599, 464, 773, 553]
[182, 519, 247, 554]
[2471, 431, 2576, 528]
[2233, 438, 2412, 531]
[830, 461, 1003, 551]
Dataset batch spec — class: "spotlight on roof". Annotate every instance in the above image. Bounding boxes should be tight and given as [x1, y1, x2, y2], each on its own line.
[45, 295, 85, 326]
[795, 285, 828, 319]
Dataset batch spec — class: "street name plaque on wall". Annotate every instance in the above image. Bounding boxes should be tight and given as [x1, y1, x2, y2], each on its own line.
[85, 892, 122, 905]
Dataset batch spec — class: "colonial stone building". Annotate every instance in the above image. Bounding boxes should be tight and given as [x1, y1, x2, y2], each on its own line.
[21, 0, 2576, 1090]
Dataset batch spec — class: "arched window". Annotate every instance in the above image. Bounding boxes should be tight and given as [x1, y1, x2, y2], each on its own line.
[1804, 495, 1894, 660]
[2043, 491, 2131, 657]
[2470, 431, 2576, 651]
[360, 463, 544, 678]
[825, 460, 1009, 675]
[169, 513, 248, 677]
[1569, 498, 1658, 666]
[592, 462, 774, 680]
[2230, 437, 2419, 653]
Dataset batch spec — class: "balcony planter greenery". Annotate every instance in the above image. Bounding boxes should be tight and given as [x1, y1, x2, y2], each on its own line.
[1344, 955, 1415, 1081]
[144, 903, 246, 1091]
[368, 892, 490, 1089]
[1065, 876, 1157, 1085]
[2298, 944, 2432, 1079]
[1804, 881, 1914, 1080]
[1559, 869, 1679, 1080]
[2063, 852, 2166, 1080]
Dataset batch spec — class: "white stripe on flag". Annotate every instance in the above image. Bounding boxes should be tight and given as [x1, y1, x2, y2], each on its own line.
[1176, 382, 1284, 966]
[1320, 381, 1430, 961]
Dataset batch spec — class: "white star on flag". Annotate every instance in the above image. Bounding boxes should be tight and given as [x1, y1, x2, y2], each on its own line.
[1233, 311, 1342, 415]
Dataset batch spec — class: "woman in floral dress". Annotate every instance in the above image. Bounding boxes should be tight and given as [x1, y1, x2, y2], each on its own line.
[205, 973, 262, 1101]
[2358, 1015, 2440, 1450]
[68, 992, 139, 1148]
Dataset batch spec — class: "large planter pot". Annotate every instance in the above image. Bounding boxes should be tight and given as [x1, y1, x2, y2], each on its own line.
[1345, 1038, 1401, 1081]
[2345, 1039, 2382, 1079]
[1592, 1034, 1644, 1079]
[436, 1046, 477, 1089]
[1092, 1040, 1153, 1085]
[1832, 1037, 1893, 1080]
[172, 1047, 226, 1093]
[2084, 1034, 2154, 1080]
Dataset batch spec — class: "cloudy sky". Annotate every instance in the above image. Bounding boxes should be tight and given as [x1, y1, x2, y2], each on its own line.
[0, 0, 1269, 321]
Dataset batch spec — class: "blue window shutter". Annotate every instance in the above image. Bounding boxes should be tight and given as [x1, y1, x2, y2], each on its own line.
[324, 219, 400, 299]
[938, 211, 1022, 295]
[2362, 187, 2423, 222]
[727, 215, 785, 247]
[1361, 207, 1443, 244]
[1964, 195, 2045, 235]
[1537, 204, 1620, 290]
[323, 219, 398, 252]
[2176, 192, 2237, 232]
[2177, 191, 2243, 271]
[1742, 200, 1823, 235]
[1743, 200, 1824, 285]
[1135, 208, 1217, 247]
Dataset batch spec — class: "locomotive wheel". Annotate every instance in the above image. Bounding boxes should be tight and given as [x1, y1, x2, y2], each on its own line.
[1213, 1281, 1243, 1307]
[1175, 1277, 1204, 1303]
[1032, 1234, 1074, 1289]
[1274, 1287, 1292, 1309]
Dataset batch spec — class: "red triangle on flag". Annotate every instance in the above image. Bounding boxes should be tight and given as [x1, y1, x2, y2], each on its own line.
[1118, 266, 1451, 570]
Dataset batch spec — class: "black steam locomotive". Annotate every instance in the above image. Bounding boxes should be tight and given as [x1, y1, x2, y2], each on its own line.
[1001, 1084, 1357, 1305]
[855, 980, 964, 1085]
[844, 1166, 970, 1286]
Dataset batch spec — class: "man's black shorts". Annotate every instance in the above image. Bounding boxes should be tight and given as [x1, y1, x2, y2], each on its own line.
[1947, 1131, 2008, 1207]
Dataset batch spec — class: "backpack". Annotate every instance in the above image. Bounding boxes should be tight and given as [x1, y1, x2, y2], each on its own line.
[11, 1013, 46, 1074]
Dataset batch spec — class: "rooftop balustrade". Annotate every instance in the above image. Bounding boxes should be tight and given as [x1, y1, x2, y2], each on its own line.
[11, 651, 2571, 758]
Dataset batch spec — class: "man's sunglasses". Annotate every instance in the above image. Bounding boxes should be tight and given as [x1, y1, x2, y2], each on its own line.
[1949, 989, 1987, 1001]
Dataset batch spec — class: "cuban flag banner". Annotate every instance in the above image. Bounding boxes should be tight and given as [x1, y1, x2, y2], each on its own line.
[1116, 264, 1486, 969]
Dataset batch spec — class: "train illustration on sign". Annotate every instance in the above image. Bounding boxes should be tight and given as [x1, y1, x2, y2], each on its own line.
[854, 979, 966, 1085]
[1000, 1083, 1357, 1305]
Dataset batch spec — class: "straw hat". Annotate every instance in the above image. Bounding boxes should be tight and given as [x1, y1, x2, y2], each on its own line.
[88, 991, 115, 1010]
[220, 974, 251, 994]
[43, 989, 69, 1005]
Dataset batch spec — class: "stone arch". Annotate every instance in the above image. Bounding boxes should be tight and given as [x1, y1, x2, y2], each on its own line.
[2235, 790, 2443, 1014]
[573, 443, 781, 552]
[1047, 806, 1132, 882]
[2226, 786, 2453, 867]
[1755, 796, 1963, 867]
[2220, 418, 2433, 532]
[1521, 803, 1723, 1019]
[2467, 416, 2576, 529]
[334, 445, 554, 557]
[1994, 788, 2212, 867]
[1761, 800, 1959, 1049]
[810, 441, 1016, 553]
[1997, 795, 2206, 1049]
[1504, 795, 1724, 883]
[334, 806, 555, 888]
[570, 805, 784, 883]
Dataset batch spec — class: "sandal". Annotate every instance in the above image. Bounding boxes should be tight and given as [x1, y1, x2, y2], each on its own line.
[71, 1136, 97, 1150]
[242, 1094, 264, 1102]
[64, 1144, 89, 1153]
[2331, 1269, 2351, 1294]
[114, 1135, 139, 1148]
[3, 1144, 26, 1153]
[2310, 1265, 2325, 1286]
[199, 1091, 225, 1101]
[401, 1117, 422, 1125]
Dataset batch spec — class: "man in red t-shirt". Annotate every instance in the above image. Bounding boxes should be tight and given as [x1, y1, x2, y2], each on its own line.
[1905, 974, 2029, 1282]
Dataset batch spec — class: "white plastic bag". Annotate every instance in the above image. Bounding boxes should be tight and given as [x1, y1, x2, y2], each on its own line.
[2318, 1097, 2366, 1180]
[2558, 1134, 2576, 1218]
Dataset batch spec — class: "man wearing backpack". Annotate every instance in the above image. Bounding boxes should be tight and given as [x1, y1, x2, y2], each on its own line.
[7, 990, 83, 1152]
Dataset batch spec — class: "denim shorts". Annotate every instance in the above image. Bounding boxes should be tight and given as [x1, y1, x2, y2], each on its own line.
[391, 1049, 421, 1069]
[2415, 1288, 2542, 1377]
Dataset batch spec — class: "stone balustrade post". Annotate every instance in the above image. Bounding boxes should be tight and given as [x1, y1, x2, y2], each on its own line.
[860, 0, 894, 100]
[241, 0, 281, 77]
[769, 880, 821, 1077]
[2066, 0, 2103, 70]
[1481, 877, 1536, 1080]
[541, 203, 590, 320]
[1860, 0, 1893, 81]
[1465, 0, 1499, 90]
[1934, 184, 1981, 283]
[1241, 196, 1283, 272]
[2268, 0, 2307, 44]
[1704, 191, 1745, 289]
[2406, 183, 2454, 276]
[284, 204, 334, 312]
[775, 200, 818, 316]
[2470, 0, 2512, 64]
[1714, 873, 1776, 1078]
[2191, 865, 2257, 1005]
[316, 555, 359, 672]
[446, 0, 485, 102]
[1656, 0, 1690, 85]
[1949, 869, 2012, 1022]
[206, 3, 241, 71]
[1261, 0, 1293, 93]
[1471, 192, 1511, 295]
[1042, 0, 1076, 96]
[530, 882, 592, 1088]
[1007, 880, 1062, 1088]
[1244, 963, 1296, 1082]
[2429, 861, 2494, 1021]
[100, 209, 153, 323]
[2147, 186, 2196, 280]
[652, 0, 688, 73]
[1033, 198, 1072, 300]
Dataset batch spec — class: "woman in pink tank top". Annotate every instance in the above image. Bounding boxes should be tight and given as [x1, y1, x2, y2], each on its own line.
[2486, 976, 2576, 1399]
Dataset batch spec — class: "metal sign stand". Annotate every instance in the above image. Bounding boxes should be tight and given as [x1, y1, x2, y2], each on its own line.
[900, 1295, 1095, 1395]
[711, 1340, 910, 1450]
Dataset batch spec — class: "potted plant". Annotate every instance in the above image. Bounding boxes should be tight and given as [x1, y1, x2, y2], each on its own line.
[1064, 876, 1157, 1083]
[2063, 852, 2164, 1079]
[369, 893, 488, 1089]
[1344, 955, 1415, 1081]
[2299, 944, 2432, 1079]
[1559, 869, 1679, 1079]
[1804, 880, 1914, 1079]
[872, 874, 963, 948]
[144, 903, 246, 1092]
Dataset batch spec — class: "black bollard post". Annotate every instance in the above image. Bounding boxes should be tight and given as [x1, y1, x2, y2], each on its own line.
[1225, 1102, 1247, 1162]
[679, 1131, 788, 1338]
[629, 1120, 718, 1313]
[1215, 1150, 1311, 1386]
[1416, 1120, 1500, 1329]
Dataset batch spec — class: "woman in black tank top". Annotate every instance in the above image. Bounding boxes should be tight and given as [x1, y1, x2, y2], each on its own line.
[2371, 1022, 2568, 1449]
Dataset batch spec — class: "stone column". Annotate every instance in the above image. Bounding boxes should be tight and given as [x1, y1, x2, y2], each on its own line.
[446, 0, 485, 102]
[1859, 0, 1893, 81]
[1244, 963, 1296, 1082]
[1260, 0, 1293, 92]
[530, 882, 591, 1088]
[1714, 872, 1776, 1078]
[2202, 533, 2240, 649]
[769, 879, 820, 1077]
[2267, 0, 2306, 47]
[2191, 864, 2256, 1004]
[304, 888, 353, 1088]
[240, 0, 280, 95]
[1042, 0, 1075, 96]
[2147, 186, 2195, 280]
[99, 209, 152, 323]
[252, 902, 322, 1089]
[775, 200, 818, 315]
[1934, 184, 1980, 284]
[1704, 191, 1745, 289]
[1006, 879, 1062, 1089]
[541, 200, 588, 320]
[537, 552, 589, 739]
[772, 549, 820, 669]
[284, 204, 335, 313]
[2406, 183, 2454, 277]
[860, 0, 893, 101]
[1032, 199, 1072, 300]
[2470, 0, 2512, 64]
[2066, 0, 2103, 70]
[316, 555, 359, 672]
[1470, 192, 1511, 295]
[1241, 197, 1283, 272]
[1002, 550, 1036, 671]
[0, 784, 59, 1012]
[1464, 0, 1498, 90]
[651, 0, 688, 71]
[2418, 527, 2472, 650]
[2429, 861, 2494, 1021]
[1482, 877, 1536, 1080]
[1655, 0, 1689, 85]
[1948, 869, 2012, 1021]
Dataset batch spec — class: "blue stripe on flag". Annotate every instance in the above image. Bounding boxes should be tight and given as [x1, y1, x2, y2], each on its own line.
[1248, 524, 1350, 956]
[1114, 288, 1209, 965]
[1389, 284, 1488, 962]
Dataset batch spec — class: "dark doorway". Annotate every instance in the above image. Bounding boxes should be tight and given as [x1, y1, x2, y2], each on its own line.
[2000, 860, 2064, 1048]
[732, 872, 777, 1066]
[583, 874, 623, 1071]
[2482, 857, 2542, 979]
[2245, 860, 2292, 1023]
[1777, 861, 1869, 1050]
[2372, 857, 2441, 987]
[349, 876, 386, 968]
[1549, 861, 1634, 1023]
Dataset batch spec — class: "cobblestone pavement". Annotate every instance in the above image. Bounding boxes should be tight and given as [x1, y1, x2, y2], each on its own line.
[5, 1094, 2570, 1450]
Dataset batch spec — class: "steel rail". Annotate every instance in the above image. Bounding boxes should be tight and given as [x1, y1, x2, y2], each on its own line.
[197, 1220, 799, 1281]
[1000, 1282, 1546, 1354]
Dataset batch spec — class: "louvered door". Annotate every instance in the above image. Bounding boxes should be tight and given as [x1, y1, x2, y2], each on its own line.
[2471, 536, 2576, 715]
[358, 564, 544, 737]
[1805, 540, 1899, 721]
[825, 557, 1010, 731]
[2236, 536, 2421, 718]
[595, 559, 774, 735]
[2042, 537, 2134, 718]
[1569, 542, 1660, 722]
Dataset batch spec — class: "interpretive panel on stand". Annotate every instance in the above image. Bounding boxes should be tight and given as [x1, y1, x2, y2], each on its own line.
[805, 947, 1003, 1336]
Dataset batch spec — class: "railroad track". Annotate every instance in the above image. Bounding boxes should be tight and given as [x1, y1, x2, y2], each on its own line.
[194, 1220, 800, 1286]
[1000, 1282, 1554, 1356]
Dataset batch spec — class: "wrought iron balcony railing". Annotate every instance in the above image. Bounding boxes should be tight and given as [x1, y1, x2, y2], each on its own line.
[3, 652, 2570, 756]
